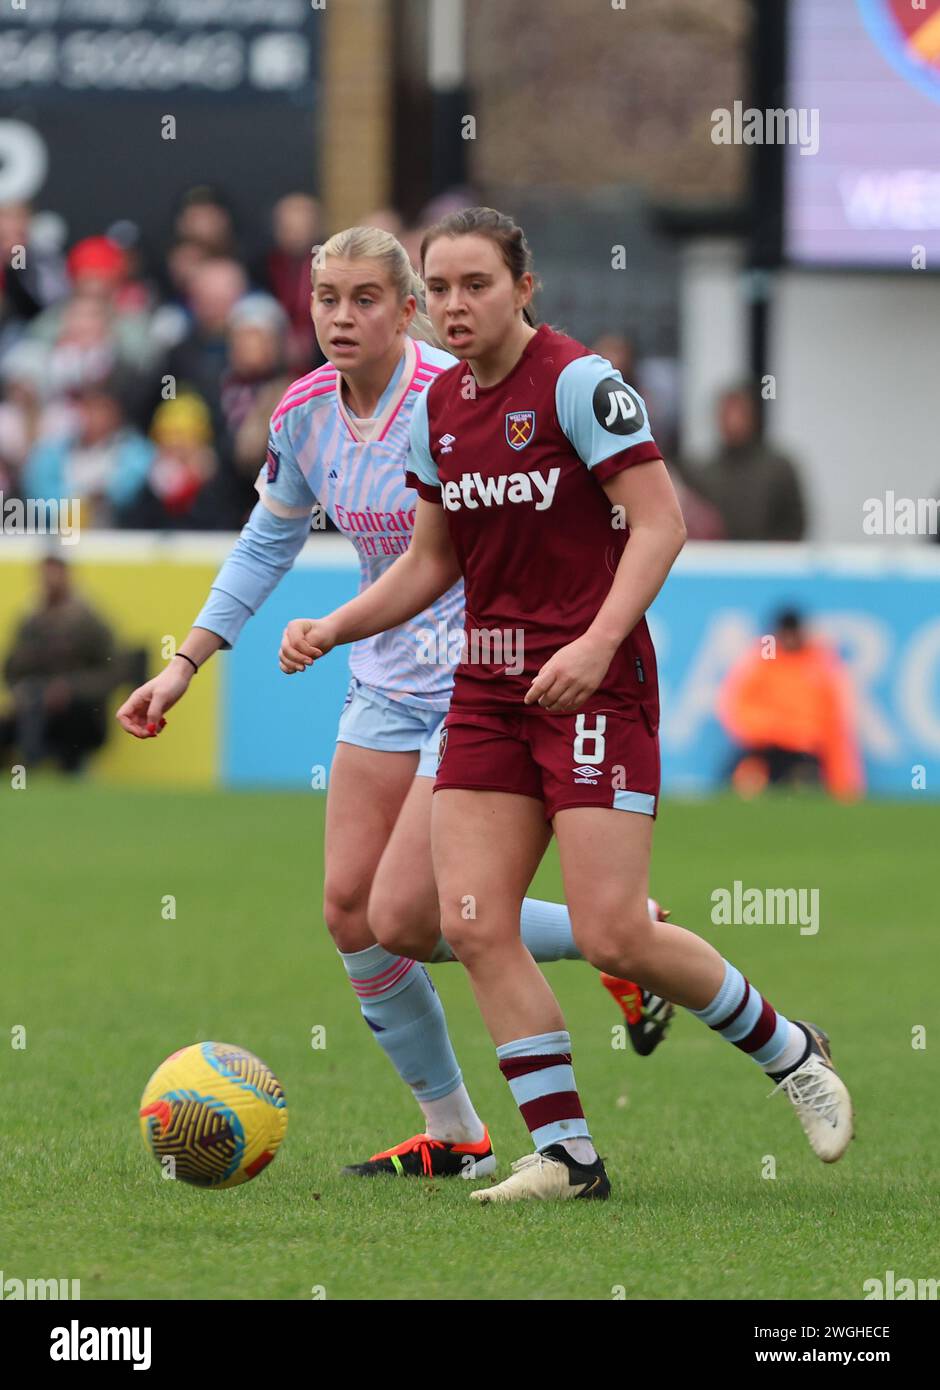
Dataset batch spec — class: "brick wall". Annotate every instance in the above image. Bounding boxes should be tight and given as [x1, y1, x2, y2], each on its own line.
[464, 0, 750, 204]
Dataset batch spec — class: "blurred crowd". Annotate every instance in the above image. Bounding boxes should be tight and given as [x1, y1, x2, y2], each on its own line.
[0, 187, 331, 531]
[0, 186, 809, 540]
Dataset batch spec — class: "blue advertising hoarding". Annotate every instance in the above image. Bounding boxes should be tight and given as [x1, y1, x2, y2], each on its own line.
[224, 543, 940, 799]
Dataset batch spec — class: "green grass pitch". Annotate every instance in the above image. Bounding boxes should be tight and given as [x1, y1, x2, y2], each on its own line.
[3, 781, 938, 1300]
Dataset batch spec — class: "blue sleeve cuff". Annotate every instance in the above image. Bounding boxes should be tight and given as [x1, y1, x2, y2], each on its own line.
[192, 590, 254, 650]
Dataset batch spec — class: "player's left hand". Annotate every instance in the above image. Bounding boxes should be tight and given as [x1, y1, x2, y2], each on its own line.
[524, 634, 615, 713]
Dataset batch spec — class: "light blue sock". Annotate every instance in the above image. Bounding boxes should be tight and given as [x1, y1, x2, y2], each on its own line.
[340, 943, 462, 1101]
[429, 897, 583, 963]
[519, 897, 583, 960]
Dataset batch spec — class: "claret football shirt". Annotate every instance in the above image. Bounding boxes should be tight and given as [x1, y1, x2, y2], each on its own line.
[405, 323, 663, 718]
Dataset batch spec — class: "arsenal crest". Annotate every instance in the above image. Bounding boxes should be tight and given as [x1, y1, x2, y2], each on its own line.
[505, 410, 535, 451]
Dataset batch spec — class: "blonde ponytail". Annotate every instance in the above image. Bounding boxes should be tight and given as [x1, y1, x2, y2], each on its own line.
[405, 264, 440, 346]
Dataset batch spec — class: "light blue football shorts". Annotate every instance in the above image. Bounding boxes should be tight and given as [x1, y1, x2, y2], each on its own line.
[335, 677, 447, 779]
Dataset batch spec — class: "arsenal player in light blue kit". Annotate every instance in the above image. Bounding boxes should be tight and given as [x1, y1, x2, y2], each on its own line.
[282, 208, 854, 1202]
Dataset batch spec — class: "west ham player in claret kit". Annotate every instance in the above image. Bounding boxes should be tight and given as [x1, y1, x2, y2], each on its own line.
[117, 224, 671, 1184]
[281, 207, 855, 1203]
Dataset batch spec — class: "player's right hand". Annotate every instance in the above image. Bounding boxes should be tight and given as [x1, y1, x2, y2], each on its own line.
[115, 660, 194, 738]
[279, 618, 335, 674]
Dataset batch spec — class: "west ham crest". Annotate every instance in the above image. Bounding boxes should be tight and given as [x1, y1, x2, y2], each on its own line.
[505, 410, 535, 451]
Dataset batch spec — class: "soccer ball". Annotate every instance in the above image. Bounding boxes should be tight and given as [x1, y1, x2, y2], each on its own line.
[139, 1042, 288, 1189]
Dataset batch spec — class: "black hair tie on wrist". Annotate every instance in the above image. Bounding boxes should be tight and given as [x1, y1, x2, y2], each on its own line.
[177, 652, 199, 674]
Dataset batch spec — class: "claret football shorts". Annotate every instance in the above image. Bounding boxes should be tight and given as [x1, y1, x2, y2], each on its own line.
[434, 704, 660, 820]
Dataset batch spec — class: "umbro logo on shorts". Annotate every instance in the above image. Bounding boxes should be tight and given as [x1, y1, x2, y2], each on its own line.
[573, 766, 602, 784]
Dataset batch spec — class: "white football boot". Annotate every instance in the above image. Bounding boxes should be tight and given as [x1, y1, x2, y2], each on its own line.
[770, 1021, 854, 1162]
[471, 1144, 610, 1204]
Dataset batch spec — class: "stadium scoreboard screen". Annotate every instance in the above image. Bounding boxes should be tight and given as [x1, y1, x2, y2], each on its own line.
[0, 0, 318, 248]
[784, 0, 940, 268]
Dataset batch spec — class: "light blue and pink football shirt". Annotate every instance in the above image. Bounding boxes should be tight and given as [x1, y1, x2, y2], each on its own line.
[194, 336, 463, 711]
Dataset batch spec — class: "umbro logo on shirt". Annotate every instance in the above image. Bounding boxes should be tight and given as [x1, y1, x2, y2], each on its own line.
[441, 466, 560, 512]
[438, 434, 456, 454]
